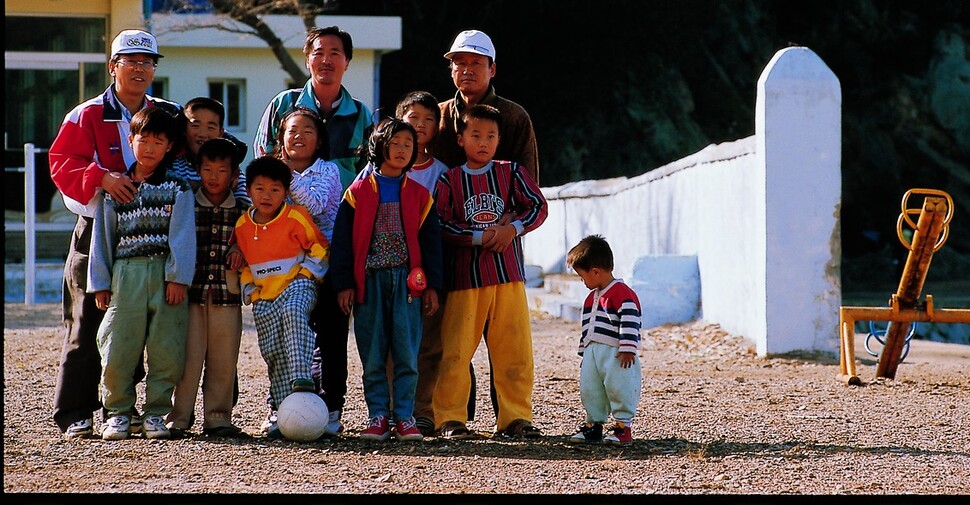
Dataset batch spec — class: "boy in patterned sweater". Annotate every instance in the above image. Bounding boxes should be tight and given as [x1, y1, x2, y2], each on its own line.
[565, 235, 642, 447]
[432, 104, 548, 440]
[87, 107, 196, 441]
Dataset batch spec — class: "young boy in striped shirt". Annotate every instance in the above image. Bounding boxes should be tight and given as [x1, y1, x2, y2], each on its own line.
[565, 234, 642, 447]
[432, 104, 548, 440]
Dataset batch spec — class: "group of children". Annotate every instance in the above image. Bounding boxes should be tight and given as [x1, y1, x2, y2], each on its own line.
[84, 86, 646, 446]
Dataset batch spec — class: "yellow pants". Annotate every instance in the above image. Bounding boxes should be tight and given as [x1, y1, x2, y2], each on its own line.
[433, 282, 534, 431]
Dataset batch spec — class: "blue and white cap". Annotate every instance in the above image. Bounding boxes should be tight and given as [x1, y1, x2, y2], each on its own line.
[111, 29, 163, 58]
[444, 30, 495, 61]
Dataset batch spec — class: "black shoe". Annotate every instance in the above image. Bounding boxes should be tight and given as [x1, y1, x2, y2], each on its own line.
[568, 423, 603, 444]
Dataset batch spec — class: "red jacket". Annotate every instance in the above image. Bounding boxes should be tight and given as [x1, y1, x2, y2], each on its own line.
[330, 172, 443, 303]
[49, 85, 180, 217]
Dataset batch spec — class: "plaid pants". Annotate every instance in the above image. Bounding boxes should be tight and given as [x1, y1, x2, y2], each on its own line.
[252, 278, 317, 410]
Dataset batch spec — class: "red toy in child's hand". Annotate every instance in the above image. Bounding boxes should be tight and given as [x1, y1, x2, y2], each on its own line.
[407, 267, 427, 292]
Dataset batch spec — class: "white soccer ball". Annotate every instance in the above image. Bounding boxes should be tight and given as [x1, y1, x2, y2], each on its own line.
[277, 392, 329, 442]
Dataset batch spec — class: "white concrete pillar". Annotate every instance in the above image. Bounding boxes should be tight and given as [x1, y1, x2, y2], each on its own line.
[755, 47, 842, 355]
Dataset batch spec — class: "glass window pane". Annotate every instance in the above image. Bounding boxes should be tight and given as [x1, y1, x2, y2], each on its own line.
[5, 17, 106, 53]
[227, 83, 241, 128]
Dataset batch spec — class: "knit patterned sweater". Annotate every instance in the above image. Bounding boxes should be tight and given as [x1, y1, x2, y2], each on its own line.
[578, 279, 643, 356]
[87, 164, 197, 292]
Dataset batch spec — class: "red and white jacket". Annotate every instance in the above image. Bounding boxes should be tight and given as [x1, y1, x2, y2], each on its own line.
[48, 85, 180, 217]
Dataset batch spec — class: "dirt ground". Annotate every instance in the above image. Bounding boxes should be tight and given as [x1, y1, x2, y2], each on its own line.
[3, 301, 969, 499]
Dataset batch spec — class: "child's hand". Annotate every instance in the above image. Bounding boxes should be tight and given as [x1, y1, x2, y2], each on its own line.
[484, 224, 516, 253]
[497, 211, 515, 226]
[226, 249, 247, 270]
[337, 289, 355, 315]
[422, 289, 439, 317]
[617, 351, 636, 369]
[94, 290, 111, 311]
[166, 282, 188, 305]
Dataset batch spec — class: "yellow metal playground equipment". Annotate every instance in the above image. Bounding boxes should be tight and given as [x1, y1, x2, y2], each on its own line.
[838, 188, 970, 385]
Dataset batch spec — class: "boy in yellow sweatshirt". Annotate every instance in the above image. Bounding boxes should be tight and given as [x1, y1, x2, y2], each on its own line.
[233, 156, 329, 438]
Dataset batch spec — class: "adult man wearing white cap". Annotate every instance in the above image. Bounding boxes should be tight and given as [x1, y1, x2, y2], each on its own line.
[48, 29, 181, 439]
[435, 29, 539, 183]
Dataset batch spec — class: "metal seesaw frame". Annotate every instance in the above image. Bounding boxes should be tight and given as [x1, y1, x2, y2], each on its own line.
[838, 188, 970, 385]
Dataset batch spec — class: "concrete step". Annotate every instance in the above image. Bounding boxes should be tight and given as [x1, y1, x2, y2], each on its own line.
[527, 273, 586, 322]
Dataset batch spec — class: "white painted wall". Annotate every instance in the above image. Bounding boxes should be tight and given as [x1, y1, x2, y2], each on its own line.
[757, 47, 842, 355]
[525, 47, 842, 356]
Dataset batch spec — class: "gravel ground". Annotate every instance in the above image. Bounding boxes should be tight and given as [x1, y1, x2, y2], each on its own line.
[4, 301, 969, 498]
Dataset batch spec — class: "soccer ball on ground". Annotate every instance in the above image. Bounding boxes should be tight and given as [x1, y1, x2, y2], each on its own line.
[277, 392, 329, 441]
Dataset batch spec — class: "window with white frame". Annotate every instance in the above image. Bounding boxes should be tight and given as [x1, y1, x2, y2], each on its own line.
[208, 80, 245, 131]
[150, 77, 169, 102]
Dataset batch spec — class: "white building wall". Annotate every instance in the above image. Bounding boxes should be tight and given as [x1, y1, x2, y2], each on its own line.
[525, 47, 842, 356]
[152, 14, 401, 166]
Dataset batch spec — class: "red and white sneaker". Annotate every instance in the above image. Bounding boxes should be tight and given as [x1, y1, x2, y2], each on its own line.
[360, 415, 391, 441]
[604, 423, 632, 446]
[394, 417, 424, 441]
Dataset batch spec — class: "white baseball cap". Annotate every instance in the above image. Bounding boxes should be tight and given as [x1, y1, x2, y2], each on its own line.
[444, 30, 496, 61]
[111, 29, 163, 59]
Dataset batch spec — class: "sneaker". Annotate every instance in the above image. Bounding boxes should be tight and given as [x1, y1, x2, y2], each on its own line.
[261, 411, 282, 439]
[604, 423, 632, 447]
[101, 415, 131, 441]
[568, 423, 604, 444]
[414, 416, 436, 437]
[65, 418, 94, 439]
[323, 409, 343, 436]
[142, 415, 171, 440]
[291, 378, 315, 393]
[394, 417, 424, 441]
[360, 415, 391, 441]
[128, 411, 143, 435]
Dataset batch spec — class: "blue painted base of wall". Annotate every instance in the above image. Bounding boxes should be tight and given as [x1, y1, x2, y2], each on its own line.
[4, 261, 63, 304]
[627, 255, 701, 329]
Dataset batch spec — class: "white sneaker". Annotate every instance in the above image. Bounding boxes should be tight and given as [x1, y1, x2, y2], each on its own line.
[101, 415, 131, 441]
[65, 418, 94, 439]
[323, 409, 343, 436]
[262, 411, 282, 439]
[142, 415, 171, 440]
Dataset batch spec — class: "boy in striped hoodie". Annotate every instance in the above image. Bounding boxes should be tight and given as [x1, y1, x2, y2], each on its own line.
[565, 235, 642, 447]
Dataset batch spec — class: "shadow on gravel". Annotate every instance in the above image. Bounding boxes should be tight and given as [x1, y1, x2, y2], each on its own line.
[188, 434, 969, 461]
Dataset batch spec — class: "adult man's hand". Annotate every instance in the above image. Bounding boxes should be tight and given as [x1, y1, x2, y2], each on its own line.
[102, 171, 137, 204]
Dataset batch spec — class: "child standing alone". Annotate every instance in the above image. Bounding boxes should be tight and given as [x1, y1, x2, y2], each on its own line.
[330, 118, 443, 441]
[87, 107, 196, 440]
[565, 234, 642, 447]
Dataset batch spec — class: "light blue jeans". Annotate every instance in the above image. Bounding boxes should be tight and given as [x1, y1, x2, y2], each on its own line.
[353, 265, 423, 421]
[579, 341, 641, 425]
